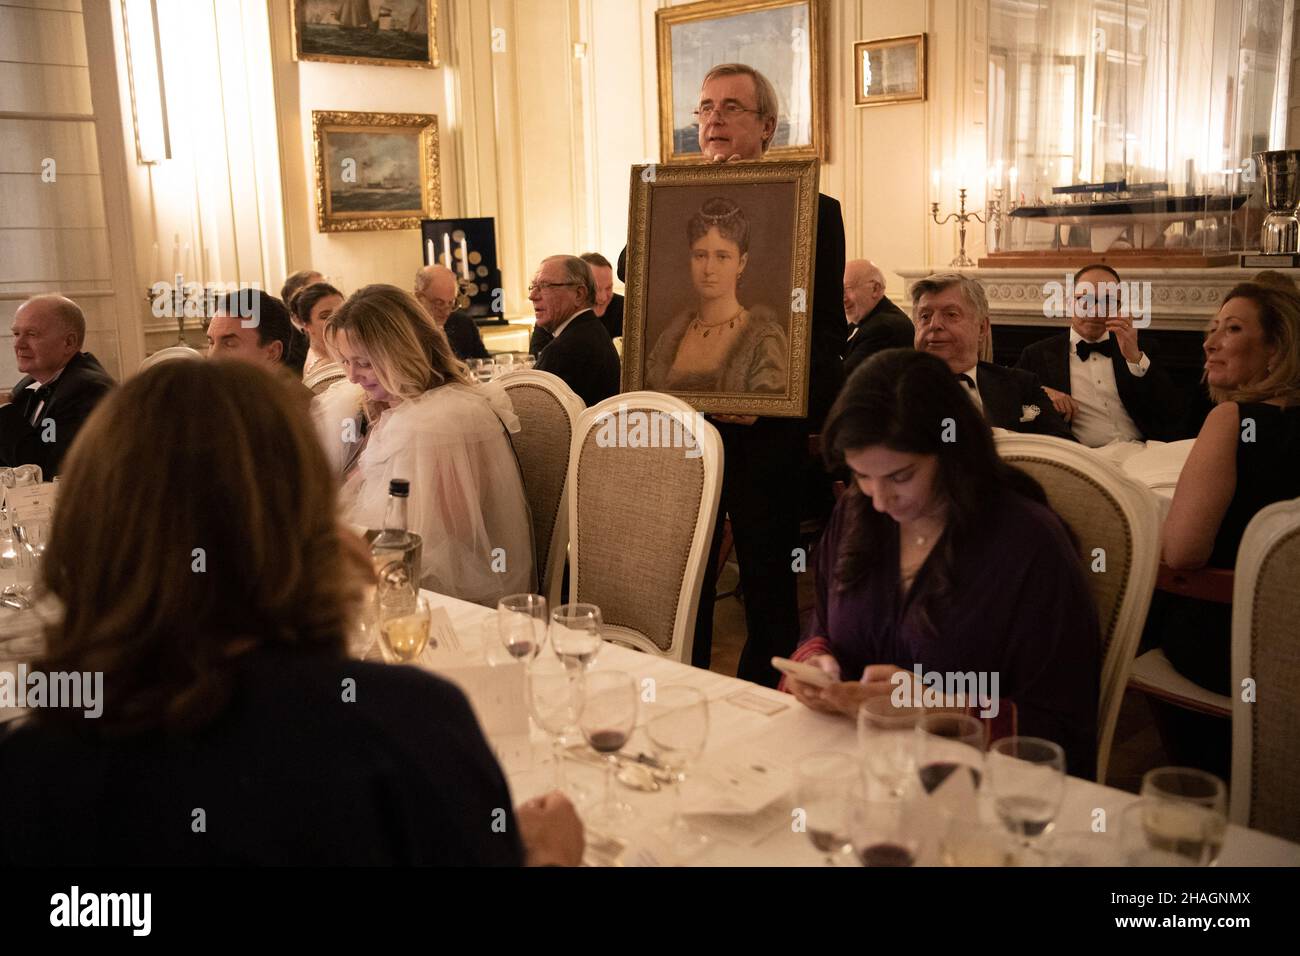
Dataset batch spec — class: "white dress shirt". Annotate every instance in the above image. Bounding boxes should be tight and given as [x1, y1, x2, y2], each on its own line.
[955, 364, 983, 412]
[1067, 329, 1148, 447]
[548, 308, 591, 341]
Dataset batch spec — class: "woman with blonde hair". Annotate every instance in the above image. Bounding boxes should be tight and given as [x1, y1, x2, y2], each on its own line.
[323, 283, 533, 605]
[0, 360, 580, 864]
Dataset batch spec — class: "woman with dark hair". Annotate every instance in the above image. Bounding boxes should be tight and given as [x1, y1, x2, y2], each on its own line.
[0, 360, 581, 865]
[785, 349, 1100, 777]
[644, 197, 788, 394]
[290, 280, 345, 385]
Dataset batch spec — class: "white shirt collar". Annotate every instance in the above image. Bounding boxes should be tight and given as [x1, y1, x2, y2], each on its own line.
[26, 366, 66, 389]
[1069, 328, 1108, 347]
[550, 308, 591, 340]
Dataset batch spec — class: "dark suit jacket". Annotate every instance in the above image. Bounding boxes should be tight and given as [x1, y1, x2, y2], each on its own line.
[534, 310, 620, 408]
[529, 326, 552, 356]
[1015, 331, 1185, 442]
[599, 293, 624, 341]
[0, 352, 115, 476]
[843, 295, 913, 377]
[443, 310, 490, 361]
[975, 361, 1075, 441]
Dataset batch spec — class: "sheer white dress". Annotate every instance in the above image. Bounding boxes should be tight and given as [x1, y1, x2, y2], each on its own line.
[318, 380, 535, 607]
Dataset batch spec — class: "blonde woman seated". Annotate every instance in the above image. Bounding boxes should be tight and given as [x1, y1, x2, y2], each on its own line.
[323, 284, 534, 606]
[645, 197, 788, 394]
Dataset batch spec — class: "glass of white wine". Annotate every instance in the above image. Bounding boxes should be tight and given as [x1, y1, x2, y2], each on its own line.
[380, 594, 432, 663]
[1135, 766, 1227, 865]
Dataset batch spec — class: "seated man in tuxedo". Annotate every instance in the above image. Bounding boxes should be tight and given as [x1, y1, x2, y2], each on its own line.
[842, 259, 912, 376]
[529, 255, 620, 407]
[911, 273, 1074, 440]
[581, 252, 624, 341]
[414, 264, 490, 361]
[0, 295, 115, 476]
[1016, 264, 1184, 445]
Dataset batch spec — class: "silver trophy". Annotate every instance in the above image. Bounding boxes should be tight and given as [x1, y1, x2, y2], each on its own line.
[1255, 150, 1300, 254]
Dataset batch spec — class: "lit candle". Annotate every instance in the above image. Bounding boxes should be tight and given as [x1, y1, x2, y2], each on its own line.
[931, 167, 940, 191]
[171, 234, 180, 276]
[425, 238, 435, 266]
[442, 232, 451, 270]
[184, 243, 193, 280]
[459, 236, 469, 280]
[151, 241, 160, 279]
[1008, 166, 1019, 191]
[987, 162, 1001, 188]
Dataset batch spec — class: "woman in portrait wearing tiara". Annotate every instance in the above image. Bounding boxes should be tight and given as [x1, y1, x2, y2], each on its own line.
[645, 197, 789, 395]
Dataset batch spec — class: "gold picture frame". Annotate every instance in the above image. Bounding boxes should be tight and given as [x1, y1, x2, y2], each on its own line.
[621, 159, 820, 418]
[291, 0, 438, 69]
[312, 110, 441, 233]
[655, 0, 827, 164]
[854, 33, 927, 107]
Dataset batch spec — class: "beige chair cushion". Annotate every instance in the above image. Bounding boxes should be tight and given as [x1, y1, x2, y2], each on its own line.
[1245, 527, 1300, 841]
[505, 382, 572, 586]
[572, 433, 704, 651]
[1007, 458, 1132, 660]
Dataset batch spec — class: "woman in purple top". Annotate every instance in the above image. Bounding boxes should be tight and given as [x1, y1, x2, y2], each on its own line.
[786, 350, 1100, 778]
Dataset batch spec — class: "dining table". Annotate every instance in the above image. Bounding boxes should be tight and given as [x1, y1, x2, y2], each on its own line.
[412, 590, 1300, 868]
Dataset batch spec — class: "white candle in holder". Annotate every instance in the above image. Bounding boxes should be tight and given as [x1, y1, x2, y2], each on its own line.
[459, 236, 469, 279]
[442, 233, 451, 269]
[425, 238, 435, 266]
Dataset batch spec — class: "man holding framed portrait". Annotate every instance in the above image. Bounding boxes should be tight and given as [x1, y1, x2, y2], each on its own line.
[621, 63, 846, 686]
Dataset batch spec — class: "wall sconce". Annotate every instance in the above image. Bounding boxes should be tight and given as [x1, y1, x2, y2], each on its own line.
[121, 0, 171, 164]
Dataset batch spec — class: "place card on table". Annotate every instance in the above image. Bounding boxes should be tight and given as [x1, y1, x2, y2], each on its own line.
[437, 661, 532, 772]
[4, 482, 57, 522]
[724, 689, 790, 716]
[680, 746, 791, 817]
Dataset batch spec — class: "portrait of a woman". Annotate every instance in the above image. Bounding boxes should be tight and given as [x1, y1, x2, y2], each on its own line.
[645, 197, 788, 395]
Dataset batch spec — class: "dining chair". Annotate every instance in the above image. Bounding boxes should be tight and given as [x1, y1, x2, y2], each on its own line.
[995, 434, 1162, 783]
[1229, 495, 1300, 842]
[303, 361, 348, 395]
[566, 391, 723, 663]
[500, 370, 585, 608]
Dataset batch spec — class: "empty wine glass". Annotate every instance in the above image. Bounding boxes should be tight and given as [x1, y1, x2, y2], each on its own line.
[497, 592, 547, 663]
[795, 752, 858, 865]
[987, 736, 1066, 859]
[379, 593, 431, 662]
[527, 653, 585, 795]
[914, 712, 987, 795]
[645, 685, 710, 855]
[1137, 766, 1227, 865]
[551, 603, 603, 672]
[577, 670, 638, 827]
[849, 786, 922, 867]
[857, 696, 922, 798]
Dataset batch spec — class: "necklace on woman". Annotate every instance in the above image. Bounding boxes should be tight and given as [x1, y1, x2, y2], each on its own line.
[691, 307, 744, 338]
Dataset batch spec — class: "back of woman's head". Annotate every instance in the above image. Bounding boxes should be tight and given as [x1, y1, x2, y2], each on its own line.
[1212, 281, 1300, 405]
[39, 360, 368, 733]
[326, 283, 469, 402]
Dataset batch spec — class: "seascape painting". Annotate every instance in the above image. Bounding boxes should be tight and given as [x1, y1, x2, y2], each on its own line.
[293, 0, 437, 68]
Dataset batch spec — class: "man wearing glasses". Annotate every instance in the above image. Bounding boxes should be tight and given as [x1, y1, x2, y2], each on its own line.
[528, 255, 620, 407]
[414, 264, 490, 362]
[651, 63, 847, 686]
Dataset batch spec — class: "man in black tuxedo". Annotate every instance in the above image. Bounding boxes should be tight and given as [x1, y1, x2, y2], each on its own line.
[1016, 264, 1184, 445]
[842, 259, 913, 376]
[529, 255, 620, 407]
[0, 295, 115, 476]
[911, 273, 1074, 441]
[414, 264, 490, 362]
[581, 252, 625, 341]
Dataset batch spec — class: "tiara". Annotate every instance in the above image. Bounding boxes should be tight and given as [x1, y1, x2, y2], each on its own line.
[699, 200, 742, 223]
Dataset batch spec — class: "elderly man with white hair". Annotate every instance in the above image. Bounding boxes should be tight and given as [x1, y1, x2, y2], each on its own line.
[413, 264, 490, 361]
[0, 294, 115, 475]
[528, 254, 620, 407]
[842, 259, 913, 376]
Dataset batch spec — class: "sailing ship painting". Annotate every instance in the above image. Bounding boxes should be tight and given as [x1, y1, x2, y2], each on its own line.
[293, 0, 436, 67]
[313, 111, 440, 232]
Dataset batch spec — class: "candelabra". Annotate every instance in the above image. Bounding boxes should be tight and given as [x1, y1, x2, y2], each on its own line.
[145, 275, 206, 345]
[931, 188, 986, 267]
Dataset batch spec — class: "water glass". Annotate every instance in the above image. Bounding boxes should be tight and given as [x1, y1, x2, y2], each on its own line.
[1137, 767, 1227, 865]
[857, 696, 922, 798]
[551, 603, 603, 671]
[527, 654, 585, 793]
[795, 752, 858, 865]
[645, 685, 710, 854]
[987, 736, 1066, 849]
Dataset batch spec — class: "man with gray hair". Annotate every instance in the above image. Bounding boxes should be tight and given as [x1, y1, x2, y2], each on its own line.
[0, 294, 115, 475]
[528, 254, 620, 407]
[910, 273, 1073, 440]
[414, 263, 490, 361]
[842, 259, 912, 376]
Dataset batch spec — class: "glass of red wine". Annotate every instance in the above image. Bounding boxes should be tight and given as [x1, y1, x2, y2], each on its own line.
[795, 752, 858, 865]
[498, 593, 547, 663]
[577, 670, 638, 827]
[849, 786, 921, 867]
[914, 712, 987, 796]
[987, 736, 1066, 859]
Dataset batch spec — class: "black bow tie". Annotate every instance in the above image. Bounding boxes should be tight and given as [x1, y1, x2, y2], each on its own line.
[1076, 339, 1114, 361]
[954, 372, 976, 390]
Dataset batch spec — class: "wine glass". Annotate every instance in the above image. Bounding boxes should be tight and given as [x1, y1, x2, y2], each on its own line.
[857, 696, 923, 798]
[519, 354, 536, 370]
[577, 670, 638, 826]
[379, 593, 432, 662]
[645, 685, 710, 855]
[1119, 798, 1223, 866]
[497, 593, 547, 663]
[795, 752, 858, 865]
[1137, 766, 1227, 865]
[12, 464, 41, 486]
[527, 653, 585, 794]
[987, 736, 1066, 859]
[551, 603, 603, 672]
[914, 712, 987, 795]
[849, 786, 921, 866]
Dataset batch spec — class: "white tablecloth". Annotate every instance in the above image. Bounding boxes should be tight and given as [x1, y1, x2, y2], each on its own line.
[419, 590, 1300, 867]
